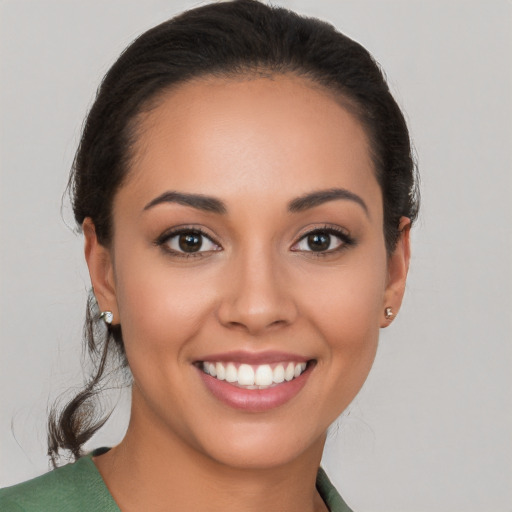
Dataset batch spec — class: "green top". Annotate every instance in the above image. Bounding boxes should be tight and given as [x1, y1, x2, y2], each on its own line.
[0, 449, 353, 511]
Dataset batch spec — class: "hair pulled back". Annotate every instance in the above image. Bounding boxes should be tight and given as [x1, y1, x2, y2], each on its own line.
[48, 0, 419, 464]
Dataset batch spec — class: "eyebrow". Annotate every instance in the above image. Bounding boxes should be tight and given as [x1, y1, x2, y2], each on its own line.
[287, 188, 369, 216]
[143, 191, 227, 214]
[143, 187, 368, 216]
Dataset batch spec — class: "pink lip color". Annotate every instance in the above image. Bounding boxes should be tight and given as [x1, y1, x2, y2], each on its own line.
[196, 363, 313, 412]
[196, 350, 310, 365]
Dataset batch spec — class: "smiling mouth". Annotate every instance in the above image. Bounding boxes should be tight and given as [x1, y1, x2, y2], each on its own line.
[198, 361, 310, 389]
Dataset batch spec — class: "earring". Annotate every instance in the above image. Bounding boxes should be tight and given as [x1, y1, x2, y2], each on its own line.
[384, 307, 394, 320]
[99, 311, 114, 325]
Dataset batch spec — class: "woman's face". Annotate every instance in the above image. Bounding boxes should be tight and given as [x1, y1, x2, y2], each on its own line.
[86, 74, 409, 469]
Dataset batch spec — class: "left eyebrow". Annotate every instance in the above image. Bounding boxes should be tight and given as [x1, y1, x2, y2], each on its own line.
[143, 191, 227, 214]
[287, 188, 369, 217]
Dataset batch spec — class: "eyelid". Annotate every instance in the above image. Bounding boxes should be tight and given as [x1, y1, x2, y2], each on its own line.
[290, 224, 356, 254]
[154, 225, 222, 257]
[153, 223, 355, 259]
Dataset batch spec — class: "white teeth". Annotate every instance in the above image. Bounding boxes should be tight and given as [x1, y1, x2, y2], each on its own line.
[238, 364, 255, 385]
[285, 362, 295, 381]
[216, 362, 225, 380]
[202, 360, 308, 387]
[273, 364, 285, 383]
[294, 362, 306, 378]
[254, 364, 273, 386]
[225, 363, 237, 383]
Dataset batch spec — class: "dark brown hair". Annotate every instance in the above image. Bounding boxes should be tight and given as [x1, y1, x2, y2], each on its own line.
[48, 0, 419, 464]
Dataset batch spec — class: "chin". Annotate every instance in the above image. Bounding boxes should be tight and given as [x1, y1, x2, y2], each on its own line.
[186, 414, 328, 471]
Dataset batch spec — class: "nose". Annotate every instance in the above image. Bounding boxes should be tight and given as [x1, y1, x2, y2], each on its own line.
[216, 247, 298, 335]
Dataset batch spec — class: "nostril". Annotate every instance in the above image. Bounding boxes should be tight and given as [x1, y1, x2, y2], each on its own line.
[268, 319, 288, 328]
[224, 317, 290, 334]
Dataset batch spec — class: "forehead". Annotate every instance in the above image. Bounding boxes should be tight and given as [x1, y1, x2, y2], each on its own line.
[121, 74, 381, 216]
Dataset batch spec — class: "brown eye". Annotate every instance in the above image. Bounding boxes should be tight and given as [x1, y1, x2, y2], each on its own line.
[306, 233, 330, 252]
[179, 233, 202, 252]
[160, 229, 221, 256]
[292, 227, 354, 255]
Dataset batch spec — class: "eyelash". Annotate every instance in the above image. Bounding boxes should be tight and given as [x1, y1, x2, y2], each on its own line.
[154, 226, 221, 259]
[292, 225, 356, 258]
[154, 224, 356, 259]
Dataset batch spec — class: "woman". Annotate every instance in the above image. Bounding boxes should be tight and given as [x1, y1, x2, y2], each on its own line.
[0, 0, 418, 510]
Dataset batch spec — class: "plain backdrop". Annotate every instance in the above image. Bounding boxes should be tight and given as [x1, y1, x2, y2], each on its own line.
[1, 1, 511, 511]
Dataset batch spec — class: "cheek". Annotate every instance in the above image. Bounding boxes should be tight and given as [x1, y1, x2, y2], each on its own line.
[305, 253, 387, 338]
[112, 249, 216, 360]
[298, 247, 387, 383]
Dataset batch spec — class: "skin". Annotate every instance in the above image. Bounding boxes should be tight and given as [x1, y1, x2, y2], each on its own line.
[83, 74, 410, 512]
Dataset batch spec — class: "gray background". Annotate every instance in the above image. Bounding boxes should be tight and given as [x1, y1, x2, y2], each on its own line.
[1, 1, 511, 510]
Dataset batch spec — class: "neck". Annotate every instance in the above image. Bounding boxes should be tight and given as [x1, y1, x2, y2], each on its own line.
[94, 390, 328, 512]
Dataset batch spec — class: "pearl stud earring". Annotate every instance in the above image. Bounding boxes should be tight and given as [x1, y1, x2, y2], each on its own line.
[99, 311, 114, 324]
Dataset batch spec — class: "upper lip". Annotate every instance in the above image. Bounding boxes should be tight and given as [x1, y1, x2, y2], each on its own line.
[195, 350, 311, 365]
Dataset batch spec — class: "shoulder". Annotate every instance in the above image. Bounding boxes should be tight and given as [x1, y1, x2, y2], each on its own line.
[316, 467, 355, 512]
[0, 453, 119, 512]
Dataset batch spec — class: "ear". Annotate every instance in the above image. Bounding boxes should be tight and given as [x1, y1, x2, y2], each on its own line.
[83, 218, 119, 323]
[381, 216, 411, 327]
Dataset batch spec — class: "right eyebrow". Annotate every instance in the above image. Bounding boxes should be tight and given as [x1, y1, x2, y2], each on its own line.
[143, 191, 227, 214]
[287, 188, 369, 217]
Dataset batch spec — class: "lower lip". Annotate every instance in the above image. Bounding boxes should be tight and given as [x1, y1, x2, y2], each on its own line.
[197, 364, 313, 412]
